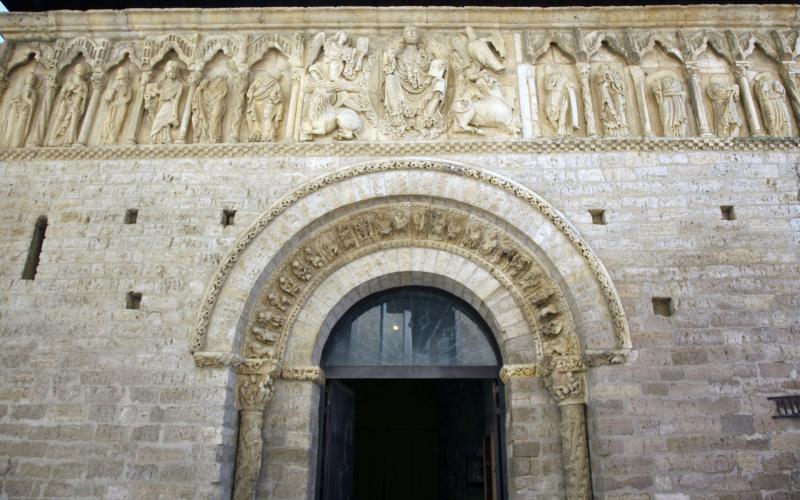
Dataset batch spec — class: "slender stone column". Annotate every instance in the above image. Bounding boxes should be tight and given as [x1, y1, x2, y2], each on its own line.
[577, 63, 596, 137]
[684, 63, 714, 137]
[517, 64, 534, 139]
[558, 402, 591, 500]
[779, 63, 800, 127]
[30, 72, 58, 147]
[286, 67, 304, 141]
[548, 358, 592, 500]
[734, 62, 765, 137]
[176, 70, 200, 144]
[226, 69, 249, 143]
[123, 69, 151, 145]
[232, 374, 275, 500]
[628, 65, 653, 137]
[76, 71, 105, 146]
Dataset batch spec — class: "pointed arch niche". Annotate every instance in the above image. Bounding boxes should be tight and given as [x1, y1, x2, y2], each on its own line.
[190, 158, 631, 500]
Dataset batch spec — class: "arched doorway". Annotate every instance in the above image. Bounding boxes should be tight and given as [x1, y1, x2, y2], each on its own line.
[318, 287, 507, 500]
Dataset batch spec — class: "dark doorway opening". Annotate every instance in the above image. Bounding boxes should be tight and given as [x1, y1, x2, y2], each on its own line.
[318, 287, 507, 500]
[320, 378, 505, 500]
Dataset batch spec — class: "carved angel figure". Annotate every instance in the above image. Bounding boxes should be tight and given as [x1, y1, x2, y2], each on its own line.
[753, 72, 791, 137]
[450, 27, 517, 135]
[145, 61, 184, 144]
[595, 65, 629, 137]
[1, 72, 37, 148]
[100, 67, 133, 145]
[246, 74, 283, 142]
[49, 64, 89, 146]
[191, 76, 228, 143]
[300, 31, 373, 141]
[706, 79, 742, 138]
[652, 74, 687, 137]
[544, 70, 579, 137]
[382, 25, 448, 138]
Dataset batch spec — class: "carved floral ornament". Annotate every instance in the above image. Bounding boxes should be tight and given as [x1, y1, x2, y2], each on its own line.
[1, 24, 800, 154]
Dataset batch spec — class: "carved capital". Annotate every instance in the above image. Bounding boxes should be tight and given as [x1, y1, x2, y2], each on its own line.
[188, 70, 202, 86]
[237, 374, 275, 411]
[91, 71, 105, 88]
[733, 61, 750, 79]
[547, 370, 586, 406]
[576, 63, 591, 80]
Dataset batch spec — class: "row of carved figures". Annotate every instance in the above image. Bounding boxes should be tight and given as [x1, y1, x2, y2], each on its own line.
[1, 25, 798, 148]
[540, 66, 792, 138]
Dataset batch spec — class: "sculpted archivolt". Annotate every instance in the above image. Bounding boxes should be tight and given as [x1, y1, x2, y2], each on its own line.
[1, 22, 799, 149]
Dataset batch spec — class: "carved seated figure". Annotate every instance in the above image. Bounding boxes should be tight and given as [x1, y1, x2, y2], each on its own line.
[382, 25, 448, 138]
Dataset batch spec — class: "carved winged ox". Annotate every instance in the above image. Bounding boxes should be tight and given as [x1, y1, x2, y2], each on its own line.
[450, 29, 517, 135]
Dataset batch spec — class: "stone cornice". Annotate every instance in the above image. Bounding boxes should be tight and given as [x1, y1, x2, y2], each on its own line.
[0, 5, 798, 39]
[1, 137, 798, 163]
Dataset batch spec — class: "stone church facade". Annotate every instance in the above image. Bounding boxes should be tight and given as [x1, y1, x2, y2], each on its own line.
[0, 5, 799, 499]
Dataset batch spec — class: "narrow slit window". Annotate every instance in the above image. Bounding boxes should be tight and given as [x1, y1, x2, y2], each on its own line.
[222, 209, 236, 226]
[126, 292, 142, 310]
[124, 209, 139, 224]
[589, 209, 606, 225]
[652, 297, 673, 317]
[22, 216, 47, 280]
[720, 205, 736, 221]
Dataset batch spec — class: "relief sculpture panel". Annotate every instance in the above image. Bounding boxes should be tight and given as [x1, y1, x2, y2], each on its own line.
[0, 18, 798, 153]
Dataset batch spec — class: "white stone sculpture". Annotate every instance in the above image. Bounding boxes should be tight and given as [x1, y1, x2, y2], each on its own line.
[753, 72, 791, 137]
[300, 31, 373, 141]
[596, 65, 629, 137]
[652, 74, 687, 137]
[245, 74, 283, 142]
[49, 64, 89, 146]
[100, 67, 132, 145]
[706, 79, 742, 138]
[1, 72, 37, 148]
[192, 76, 229, 143]
[544, 70, 579, 137]
[382, 25, 448, 138]
[450, 27, 517, 135]
[144, 61, 184, 144]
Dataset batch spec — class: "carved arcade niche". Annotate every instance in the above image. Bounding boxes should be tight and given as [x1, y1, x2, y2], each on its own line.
[1, 20, 800, 151]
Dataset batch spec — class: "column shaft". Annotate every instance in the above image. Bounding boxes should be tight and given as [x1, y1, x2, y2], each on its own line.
[577, 64, 596, 137]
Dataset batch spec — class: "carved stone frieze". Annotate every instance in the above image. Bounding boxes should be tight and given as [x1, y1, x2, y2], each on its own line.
[0, 20, 798, 148]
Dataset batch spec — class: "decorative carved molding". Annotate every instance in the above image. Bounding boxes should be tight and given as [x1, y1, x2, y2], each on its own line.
[240, 201, 579, 371]
[281, 366, 326, 384]
[1, 136, 798, 162]
[189, 159, 631, 364]
[499, 364, 539, 383]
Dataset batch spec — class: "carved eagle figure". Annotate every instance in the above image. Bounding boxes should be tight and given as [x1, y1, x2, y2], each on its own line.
[464, 26, 506, 73]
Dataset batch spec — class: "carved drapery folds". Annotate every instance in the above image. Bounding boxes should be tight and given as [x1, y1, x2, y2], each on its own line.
[0, 25, 799, 148]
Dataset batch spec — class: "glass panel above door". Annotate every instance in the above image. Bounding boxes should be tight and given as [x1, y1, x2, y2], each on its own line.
[322, 287, 499, 368]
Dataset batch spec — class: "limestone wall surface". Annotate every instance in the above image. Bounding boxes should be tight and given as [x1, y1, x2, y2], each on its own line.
[0, 149, 798, 499]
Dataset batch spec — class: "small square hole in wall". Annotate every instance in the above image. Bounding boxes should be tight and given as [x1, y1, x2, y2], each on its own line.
[126, 291, 142, 310]
[652, 297, 672, 317]
[720, 205, 736, 221]
[222, 209, 236, 226]
[589, 209, 606, 225]
[124, 209, 139, 224]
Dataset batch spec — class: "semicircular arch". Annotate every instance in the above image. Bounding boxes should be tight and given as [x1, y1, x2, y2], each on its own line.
[191, 158, 630, 371]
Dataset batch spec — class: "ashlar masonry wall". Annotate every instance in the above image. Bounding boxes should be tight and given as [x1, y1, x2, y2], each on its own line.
[0, 148, 798, 499]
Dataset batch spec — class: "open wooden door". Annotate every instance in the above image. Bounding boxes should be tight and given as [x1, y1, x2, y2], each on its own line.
[321, 381, 356, 500]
